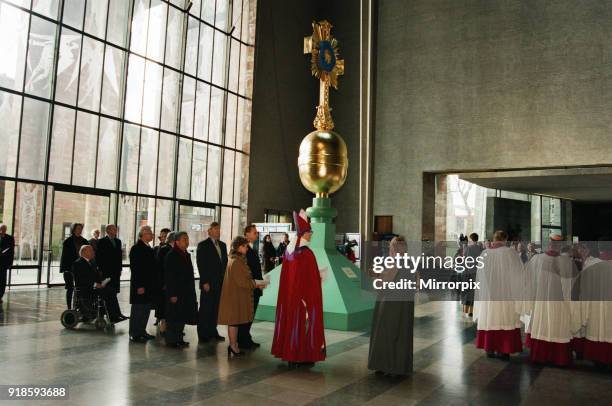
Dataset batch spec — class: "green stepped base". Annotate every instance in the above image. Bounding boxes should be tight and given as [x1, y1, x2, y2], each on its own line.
[255, 198, 375, 331]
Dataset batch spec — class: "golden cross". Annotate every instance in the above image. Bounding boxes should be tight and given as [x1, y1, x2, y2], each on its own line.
[304, 20, 344, 131]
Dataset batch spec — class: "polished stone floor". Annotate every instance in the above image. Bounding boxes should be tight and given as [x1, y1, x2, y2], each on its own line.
[0, 287, 611, 406]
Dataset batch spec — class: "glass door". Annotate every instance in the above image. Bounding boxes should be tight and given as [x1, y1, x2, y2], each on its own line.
[45, 189, 110, 286]
[177, 203, 217, 277]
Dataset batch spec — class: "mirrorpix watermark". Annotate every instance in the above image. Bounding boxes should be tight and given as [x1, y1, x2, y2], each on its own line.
[370, 250, 484, 292]
[0, 385, 69, 400]
[360, 240, 487, 300]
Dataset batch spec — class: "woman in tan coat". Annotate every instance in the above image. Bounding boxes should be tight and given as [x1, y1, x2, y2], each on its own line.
[218, 236, 266, 356]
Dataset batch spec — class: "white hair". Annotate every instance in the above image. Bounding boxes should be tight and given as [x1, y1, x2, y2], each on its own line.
[138, 225, 153, 238]
[79, 245, 92, 256]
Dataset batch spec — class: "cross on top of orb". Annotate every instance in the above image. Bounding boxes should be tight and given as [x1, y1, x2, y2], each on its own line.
[304, 20, 345, 131]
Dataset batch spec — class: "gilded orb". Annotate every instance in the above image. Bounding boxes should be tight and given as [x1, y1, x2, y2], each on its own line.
[298, 130, 348, 197]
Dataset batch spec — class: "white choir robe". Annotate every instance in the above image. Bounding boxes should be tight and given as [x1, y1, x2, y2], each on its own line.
[524, 253, 580, 366]
[577, 258, 612, 365]
[473, 245, 526, 355]
[570, 256, 601, 356]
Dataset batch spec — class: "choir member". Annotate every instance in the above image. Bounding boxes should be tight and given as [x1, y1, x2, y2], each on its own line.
[575, 238, 612, 368]
[473, 230, 525, 360]
[525, 235, 579, 366]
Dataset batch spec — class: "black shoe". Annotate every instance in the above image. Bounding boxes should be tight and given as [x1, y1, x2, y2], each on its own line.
[130, 336, 147, 343]
[120, 314, 129, 319]
[497, 353, 510, 360]
[144, 333, 156, 340]
[250, 341, 261, 348]
[214, 335, 225, 342]
[486, 351, 495, 358]
[199, 336, 210, 343]
[228, 346, 244, 357]
[166, 342, 185, 349]
[179, 341, 190, 347]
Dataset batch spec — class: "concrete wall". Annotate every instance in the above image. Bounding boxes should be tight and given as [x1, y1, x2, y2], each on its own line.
[373, 0, 612, 239]
[315, 2, 361, 233]
[247, 0, 318, 224]
[248, 0, 361, 233]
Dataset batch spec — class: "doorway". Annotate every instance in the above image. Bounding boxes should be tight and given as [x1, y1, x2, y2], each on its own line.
[45, 188, 110, 286]
[177, 203, 217, 275]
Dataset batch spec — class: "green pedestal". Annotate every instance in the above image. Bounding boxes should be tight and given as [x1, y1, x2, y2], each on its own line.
[256, 197, 375, 331]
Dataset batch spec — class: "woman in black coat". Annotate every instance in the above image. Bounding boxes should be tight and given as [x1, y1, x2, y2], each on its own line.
[59, 223, 89, 309]
[262, 234, 276, 273]
[164, 231, 198, 348]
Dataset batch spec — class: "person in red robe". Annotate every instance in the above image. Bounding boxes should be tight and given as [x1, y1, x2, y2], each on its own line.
[271, 210, 326, 368]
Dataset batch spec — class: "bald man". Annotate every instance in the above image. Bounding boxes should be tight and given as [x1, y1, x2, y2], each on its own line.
[72, 245, 122, 322]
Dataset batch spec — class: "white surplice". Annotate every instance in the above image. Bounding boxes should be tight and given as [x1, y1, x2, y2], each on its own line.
[473, 246, 526, 331]
[525, 253, 580, 343]
[577, 259, 612, 344]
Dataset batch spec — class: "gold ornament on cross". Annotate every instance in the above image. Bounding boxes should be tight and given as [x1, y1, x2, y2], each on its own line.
[304, 20, 345, 131]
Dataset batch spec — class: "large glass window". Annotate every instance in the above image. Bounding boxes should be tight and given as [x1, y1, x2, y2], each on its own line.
[0, 0, 257, 286]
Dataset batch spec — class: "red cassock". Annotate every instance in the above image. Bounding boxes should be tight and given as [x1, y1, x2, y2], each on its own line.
[271, 245, 326, 363]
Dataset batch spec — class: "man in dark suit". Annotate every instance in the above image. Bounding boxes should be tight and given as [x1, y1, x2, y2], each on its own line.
[71, 245, 121, 321]
[165, 231, 198, 348]
[95, 224, 127, 320]
[276, 233, 290, 264]
[153, 228, 172, 328]
[196, 222, 228, 342]
[238, 224, 263, 349]
[0, 224, 15, 309]
[129, 225, 156, 343]
[60, 223, 89, 309]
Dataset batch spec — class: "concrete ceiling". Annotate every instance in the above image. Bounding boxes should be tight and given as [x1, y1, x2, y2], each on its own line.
[459, 167, 612, 202]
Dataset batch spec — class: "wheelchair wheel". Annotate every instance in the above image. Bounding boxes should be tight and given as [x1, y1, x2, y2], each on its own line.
[94, 317, 107, 330]
[61, 310, 79, 329]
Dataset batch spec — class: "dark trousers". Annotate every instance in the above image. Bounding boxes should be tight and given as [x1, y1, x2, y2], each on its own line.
[197, 288, 221, 339]
[100, 290, 121, 320]
[63, 272, 74, 309]
[166, 319, 185, 344]
[104, 294, 123, 317]
[238, 295, 260, 346]
[0, 268, 7, 301]
[129, 303, 151, 337]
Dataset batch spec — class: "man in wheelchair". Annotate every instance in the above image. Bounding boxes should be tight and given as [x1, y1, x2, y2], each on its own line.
[72, 245, 122, 323]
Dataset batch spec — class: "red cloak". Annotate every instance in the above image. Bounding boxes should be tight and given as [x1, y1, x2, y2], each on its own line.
[271, 245, 326, 362]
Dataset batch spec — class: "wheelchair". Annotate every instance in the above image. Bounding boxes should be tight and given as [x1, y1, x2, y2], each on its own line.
[60, 274, 114, 332]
